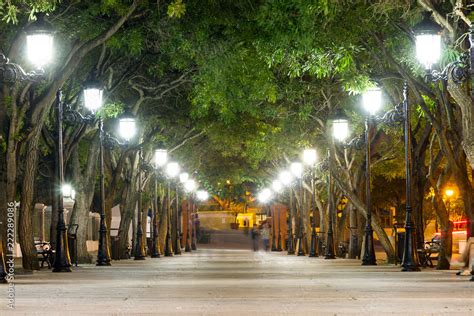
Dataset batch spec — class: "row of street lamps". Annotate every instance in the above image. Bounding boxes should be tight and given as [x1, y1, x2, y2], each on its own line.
[0, 12, 210, 277]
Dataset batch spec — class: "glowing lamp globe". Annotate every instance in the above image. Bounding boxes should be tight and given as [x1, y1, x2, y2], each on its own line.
[25, 13, 54, 68]
[184, 179, 196, 192]
[166, 162, 180, 178]
[290, 162, 303, 179]
[180, 172, 190, 184]
[62, 184, 73, 198]
[362, 87, 382, 115]
[303, 148, 317, 166]
[278, 170, 293, 186]
[196, 190, 209, 201]
[413, 12, 442, 70]
[83, 80, 103, 112]
[332, 119, 349, 142]
[258, 188, 272, 203]
[118, 110, 136, 141]
[272, 180, 283, 193]
[154, 149, 168, 167]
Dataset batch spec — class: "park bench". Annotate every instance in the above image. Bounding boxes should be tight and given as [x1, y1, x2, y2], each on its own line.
[35, 242, 54, 269]
[417, 240, 440, 268]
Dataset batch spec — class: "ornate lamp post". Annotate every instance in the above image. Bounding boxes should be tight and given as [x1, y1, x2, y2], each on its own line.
[16, 14, 71, 273]
[195, 189, 209, 249]
[151, 149, 167, 258]
[164, 161, 180, 256]
[184, 179, 197, 252]
[290, 162, 305, 256]
[271, 180, 284, 251]
[359, 87, 382, 266]
[324, 114, 351, 259]
[303, 149, 319, 257]
[279, 170, 294, 254]
[83, 80, 111, 266]
[413, 12, 474, 277]
[399, 83, 420, 272]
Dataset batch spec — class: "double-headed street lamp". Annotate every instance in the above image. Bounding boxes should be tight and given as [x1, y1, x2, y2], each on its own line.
[183, 179, 196, 252]
[412, 12, 473, 277]
[303, 149, 319, 257]
[323, 114, 352, 260]
[279, 170, 295, 254]
[3, 13, 72, 273]
[271, 180, 284, 251]
[83, 81, 138, 265]
[359, 88, 381, 266]
[290, 162, 305, 256]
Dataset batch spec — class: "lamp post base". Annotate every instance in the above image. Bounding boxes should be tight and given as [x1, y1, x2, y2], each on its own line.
[361, 228, 376, 266]
[297, 236, 305, 256]
[287, 235, 295, 255]
[96, 258, 111, 266]
[309, 231, 318, 257]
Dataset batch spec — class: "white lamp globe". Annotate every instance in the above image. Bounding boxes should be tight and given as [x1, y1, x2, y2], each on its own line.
[154, 149, 168, 167]
[279, 170, 293, 186]
[272, 180, 283, 193]
[180, 172, 190, 184]
[332, 119, 349, 142]
[290, 162, 303, 179]
[196, 190, 209, 201]
[25, 13, 54, 68]
[413, 12, 443, 70]
[83, 80, 103, 113]
[258, 188, 272, 203]
[303, 148, 317, 166]
[62, 184, 72, 198]
[166, 162, 180, 178]
[184, 179, 196, 192]
[118, 110, 136, 142]
[362, 87, 382, 116]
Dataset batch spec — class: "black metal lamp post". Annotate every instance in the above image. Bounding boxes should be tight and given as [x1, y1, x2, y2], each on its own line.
[290, 162, 305, 256]
[271, 180, 284, 251]
[359, 88, 382, 266]
[325, 113, 351, 260]
[82, 79, 113, 266]
[164, 161, 180, 256]
[0, 13, 54, 274]
[303, 149, 318, 257]
[195, 189, 209, 249]
[52, 90, 73, 272]
[399, 83, 421, 272]
[183, 179, 196, 252]
[278, 170, 295, 254]
[174, 183, 182, 255]
[151, 148, 167, 258]
[413, 11, 473, 279]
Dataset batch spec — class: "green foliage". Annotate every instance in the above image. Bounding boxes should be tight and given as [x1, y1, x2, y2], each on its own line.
[167, 0, 186, 18]
[0, 0, 58, 24]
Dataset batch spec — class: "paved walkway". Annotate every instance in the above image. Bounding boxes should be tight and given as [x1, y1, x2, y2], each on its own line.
[1, 248, 474, 315]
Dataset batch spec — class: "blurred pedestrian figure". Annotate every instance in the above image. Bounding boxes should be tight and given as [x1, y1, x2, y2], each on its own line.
[251, 224, 259, 251]
[243, 218, 249, 235]
[261, 223, 270, 251]
[457, 237, 474, 276]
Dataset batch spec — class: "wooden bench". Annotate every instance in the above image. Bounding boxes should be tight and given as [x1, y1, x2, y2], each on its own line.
[35, 242, 54, 269]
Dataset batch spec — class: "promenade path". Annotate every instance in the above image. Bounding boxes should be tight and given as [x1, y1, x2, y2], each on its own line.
[1, 244, 474, 315]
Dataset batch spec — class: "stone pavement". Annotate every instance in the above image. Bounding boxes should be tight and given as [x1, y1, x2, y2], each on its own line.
[1, 248, 473, 315]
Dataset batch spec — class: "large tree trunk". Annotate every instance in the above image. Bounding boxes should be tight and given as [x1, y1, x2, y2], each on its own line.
[448, 77, 474, 171]
[69, 139, 99, 263]
[18, 129, 41, 270]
